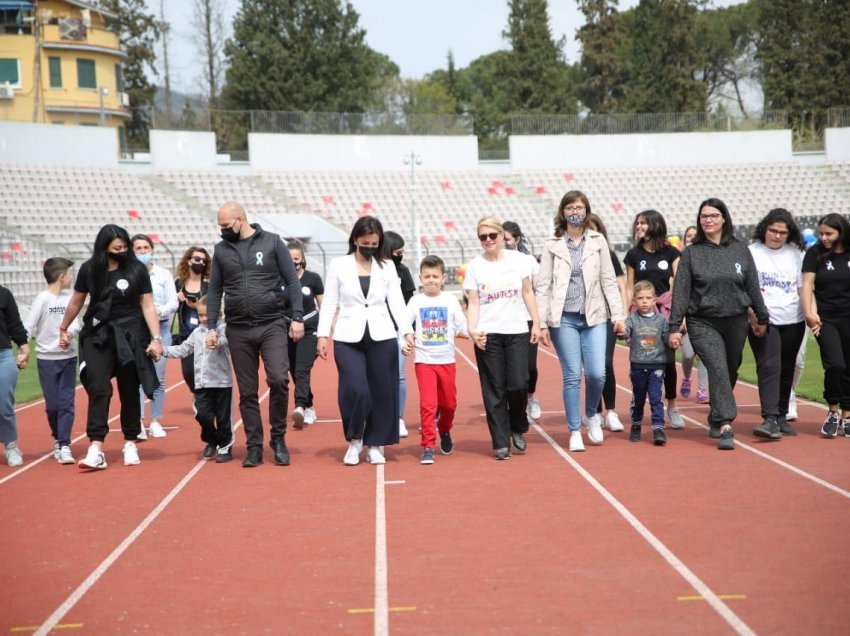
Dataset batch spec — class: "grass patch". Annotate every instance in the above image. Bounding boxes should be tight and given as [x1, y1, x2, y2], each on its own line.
[13, 341, 79, 406]
[737, 331, 823, 403]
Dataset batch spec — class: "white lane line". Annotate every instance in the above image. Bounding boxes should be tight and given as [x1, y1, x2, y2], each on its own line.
[533, 423, 755, 636]
[33, 391, 261, 636]
[374, 463, 389, 636]
[1, 381, 187, 487]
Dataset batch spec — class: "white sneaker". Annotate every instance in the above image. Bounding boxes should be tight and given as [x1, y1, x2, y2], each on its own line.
[123, 441, 140, 466]
[292, 406, 305, 430]
[583, 414, 604, 445]
[53, 441, 61, 461]
[667, 408, 685, 429]
[136, 422, 148, 441]
[303, 407, 317, 425]
[569, 430, 586, 452]
[366, 446, 386, 464]
[787, 392, 798, 421]
[399, 419, 409, 438]
[605, 412, 624, 432]
[148, 421, 167, 438]
[527, 396, 542, 420]
[343, 439, 363, 466]
[57, 446, 75, 465]
[78, 444, 107, 471]
[5, 444, 23, 467]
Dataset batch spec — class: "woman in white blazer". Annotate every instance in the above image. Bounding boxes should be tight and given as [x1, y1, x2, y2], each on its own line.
[317, 216, 414, 466]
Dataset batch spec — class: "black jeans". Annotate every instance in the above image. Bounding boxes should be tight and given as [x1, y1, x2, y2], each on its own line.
[598, 323, 617, 412]
[748, 321, 805, 418]
[288, 331, 318, 408]
[526, 320, 539, 394]
[815, 315, 850, 409]
[473, 333, 529, 450]
[195, 386, 233, 448]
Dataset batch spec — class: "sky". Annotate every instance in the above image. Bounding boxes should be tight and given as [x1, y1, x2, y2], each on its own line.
[150, 1, 742, 96]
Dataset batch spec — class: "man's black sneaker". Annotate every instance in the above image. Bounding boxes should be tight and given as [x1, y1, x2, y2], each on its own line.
[652, 428, 667, 446]
[494, 447, 511, 460]
[753, 416, 782, 440]
[215, 449, 233, 463]
[629, 424, 641, 442]
[511, 431, 527, 452]
[717, 428, 735, 450]
[821, 411, 841, 438]
[242, 446, 263, 467]
[202, 443, 217, 460]
[271, 438, 291, 466]
[709, 422, 722, 439]
[777, 415, 797, 436]
[439, 432, 454, 455]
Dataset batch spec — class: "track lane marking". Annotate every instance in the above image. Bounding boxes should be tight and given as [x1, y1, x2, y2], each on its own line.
[374, 464, 389, 636]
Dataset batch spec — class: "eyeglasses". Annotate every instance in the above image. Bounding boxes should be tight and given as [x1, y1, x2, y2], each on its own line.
[190, 256, 207, 263]
[564, 205, 586, 213]
[766, 228, 789, 237]
[478, 232, 500, 242]
[700, 214, 723, 222]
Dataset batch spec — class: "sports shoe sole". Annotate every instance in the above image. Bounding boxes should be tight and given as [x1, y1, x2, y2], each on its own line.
[292, 410, 304, 430]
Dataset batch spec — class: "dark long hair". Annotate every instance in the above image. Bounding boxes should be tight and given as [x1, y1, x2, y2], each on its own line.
[89, 224, 146, 301]
[176, 246, 211, 282]
[382, 230, 405, 257]
[633, 209, 669, 252]
[347, 216, 386, 265]
[554, 190, 591, 238]
[586, 213, 609, 242]
[815, 213, 850, 263]
[693, 198, 735, 246]
[753, 208, 805, 250]
[503, 220, 531, 254]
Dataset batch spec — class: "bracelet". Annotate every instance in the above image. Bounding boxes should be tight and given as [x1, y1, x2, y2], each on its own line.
[152, 335, 163, 343]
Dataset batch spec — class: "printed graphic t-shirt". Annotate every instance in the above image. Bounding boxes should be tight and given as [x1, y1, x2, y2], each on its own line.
[406, 291, 468, 365]
[463, 250, 534, 334]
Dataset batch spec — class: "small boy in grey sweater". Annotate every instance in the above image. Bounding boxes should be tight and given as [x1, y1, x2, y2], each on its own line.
[619, 281, 670, 446]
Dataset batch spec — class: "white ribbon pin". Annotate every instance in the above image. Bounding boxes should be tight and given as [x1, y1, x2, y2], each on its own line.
[639, 260, 647, 271]
[255, 252, 264, 267]
[826, 260, 834, 271]
[734, 263, 742, 276]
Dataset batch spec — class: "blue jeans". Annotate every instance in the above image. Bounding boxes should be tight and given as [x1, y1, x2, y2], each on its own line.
[398, 343, 407, 421]
[630, 367, 665, 429]
[139, 323, 170, 421]
[0, 349, 19, 445]
[550, 312, 607, 432]
[37, 357, 77, 446]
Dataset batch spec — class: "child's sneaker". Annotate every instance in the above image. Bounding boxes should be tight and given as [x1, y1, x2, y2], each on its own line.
[57, 446, 75, 465]
[4, 444, 23, 467]
[696, 389, 709, 404]
[605, 412, 624, 432]
[652, 429, 667, 446]
[844, 420, 850, 438]
[821, 411, 841, 438]
[291, 406, 305, 430]
[303, 407, 317, 425]
[53, 441, 61, 462]
[123, 441, 141, 465]
[680, 377, 692, 398]
[439, 431, 454, 455]
[629, 424, 642, 442]
[420, 448, 435, 464]
[148, 421, 167, 438]
[666, 408, 685, 429]
[78, 444, 107, 471]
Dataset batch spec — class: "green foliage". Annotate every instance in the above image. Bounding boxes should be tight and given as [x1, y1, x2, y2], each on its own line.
[575, 0, 629, 113]
[101, 0, 159, 144]
[222, 0, 397, 113]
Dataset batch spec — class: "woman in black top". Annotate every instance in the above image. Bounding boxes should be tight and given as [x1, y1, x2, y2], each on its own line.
[60, 224, 165, 470]
[801, 213, 850, 437]
[174, 246, 210, 392]
[0, 285, 30, 467]
[383, 231, 416, 438]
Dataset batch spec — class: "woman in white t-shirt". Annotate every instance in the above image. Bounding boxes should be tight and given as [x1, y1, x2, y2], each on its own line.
[747, 208, 807, 439]
[463, 217, 540, 460]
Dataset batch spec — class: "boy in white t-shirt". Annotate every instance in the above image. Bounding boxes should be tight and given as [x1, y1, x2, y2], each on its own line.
[403, 255, 468, 464]
[24, 257, 81, 464]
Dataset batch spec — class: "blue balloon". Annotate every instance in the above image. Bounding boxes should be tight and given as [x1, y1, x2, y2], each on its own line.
[805, 233, 817, 247]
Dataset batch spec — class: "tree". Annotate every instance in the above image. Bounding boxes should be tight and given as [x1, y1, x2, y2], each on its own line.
[102, 0, 160, 144]
[575, 0, 629, 113]
[222, 0, 393, 113]
[192, 0, 227, 107]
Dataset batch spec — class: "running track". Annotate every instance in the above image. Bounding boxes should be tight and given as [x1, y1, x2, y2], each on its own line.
[2, 340, 848, 634]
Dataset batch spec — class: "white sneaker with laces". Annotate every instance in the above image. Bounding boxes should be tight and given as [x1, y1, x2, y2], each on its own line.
[526, 396, 542, 420]
[5, 444, 23, 467]
[583, 414, 604, 445]
[399, 419, 409, 438]
[569, 430, 586, 452]
[366, 446, 386, 464]
[78, 444, 107, 471]
[343, 439, 363, 466]
[667, 408, 685, 429]
[57, 446, 75, 465]
[123, 441, 140, 465]
[787, 391, 798, 421]
[53, 442, 60, 462]
[147, 421, 167, 438]
[136, 422, 148, 441]
[605, 412, 625, 432]
[292, 406, 305, 429]
[303, 407, 317, 425]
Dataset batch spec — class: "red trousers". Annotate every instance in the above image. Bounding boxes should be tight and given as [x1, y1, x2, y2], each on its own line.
[415, 363, 457, 449]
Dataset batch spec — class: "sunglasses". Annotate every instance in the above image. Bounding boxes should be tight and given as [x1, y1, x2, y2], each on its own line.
[478, 232, 500, 242]
[190, 256, 207, 263]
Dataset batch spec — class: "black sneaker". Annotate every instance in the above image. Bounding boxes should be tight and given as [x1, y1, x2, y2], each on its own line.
[821, 411, 841, 438]
[494, 447, 511, 460]
[777, 415, 797, 436]
[242, 446, 263, 467]
[202, 443, 217, 460]
[439, 432, 454, 455]
[844, 420, 850, 438]
[629, 424, 641, 442]
[271, 438, 291, 466]
[753, 416, 782, 440]
[717, 428, 735, 450]
[511, 431, 527, 452]
[215, 449, 233, 463]
[652, 428, 667, 446]
[708, 422, 722, 439]
[420, 448, 435, 465]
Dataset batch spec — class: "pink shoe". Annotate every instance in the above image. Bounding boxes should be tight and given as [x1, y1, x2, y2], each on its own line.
[696, 388, 709, 404]
[680, 378, 692, 398]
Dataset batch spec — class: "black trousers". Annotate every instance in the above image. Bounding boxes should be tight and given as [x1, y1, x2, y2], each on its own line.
[333, 328, 399, 447]
[180, 356, 195, 393]
[687, 314, 749, 425]
[226, 319, 290, 449]
[664, 351, 678, 401]
[194, 387, 233, 448]
[80, 334, 142, 442]
[473, 332, 529, 450]
[598, 323, 617, 412]
[748, 321, 805, 418]
[815, 315, 850, 410]
[288, 331, 318, 408]
[526, 320, 539, 394]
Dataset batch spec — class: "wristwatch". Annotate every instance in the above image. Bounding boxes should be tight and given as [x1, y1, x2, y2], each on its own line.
[152, 335, 163, 343]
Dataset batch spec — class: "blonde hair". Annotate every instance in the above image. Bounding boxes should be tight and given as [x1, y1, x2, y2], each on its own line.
[477, 216, 503, 234]
[632, 280, 655, 297]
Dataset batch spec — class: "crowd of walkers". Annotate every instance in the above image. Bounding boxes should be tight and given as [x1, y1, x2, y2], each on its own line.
[2, 196, 848, 470]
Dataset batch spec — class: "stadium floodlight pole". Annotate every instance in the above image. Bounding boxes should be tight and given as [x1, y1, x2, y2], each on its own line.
[98, 87, 109, 126]
[403, 151, 423, 268]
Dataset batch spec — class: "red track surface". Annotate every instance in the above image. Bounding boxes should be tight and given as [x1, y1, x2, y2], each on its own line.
[2, 342, 849, 634]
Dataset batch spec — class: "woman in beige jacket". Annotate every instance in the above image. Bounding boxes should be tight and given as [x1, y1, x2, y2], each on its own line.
[537, 191, 625, 452]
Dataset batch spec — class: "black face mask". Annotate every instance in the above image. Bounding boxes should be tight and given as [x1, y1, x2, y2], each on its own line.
[358, 246, 378, 259]
[190, 262, 205, 274]
[391, 254, 403, 265]
[109, 252, 128, 265]
[293, 262, 302, 271]
[220, 222, 241, 243]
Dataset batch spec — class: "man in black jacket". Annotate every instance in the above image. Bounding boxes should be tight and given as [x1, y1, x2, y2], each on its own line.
[206, 201, 304, 467]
